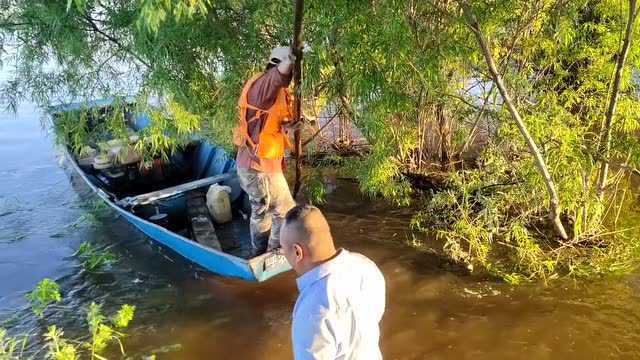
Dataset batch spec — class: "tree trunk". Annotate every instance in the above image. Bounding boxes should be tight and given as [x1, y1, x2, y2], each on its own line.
[437, 103, 451, 170]
[291, 0, 304, 199]
[596, 0, 638, 200]
[463, 6, 569, 240]
[329, 25, 354, 149]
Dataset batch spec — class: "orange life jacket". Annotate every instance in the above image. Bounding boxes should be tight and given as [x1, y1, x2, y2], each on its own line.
[234, 73, 293, 159]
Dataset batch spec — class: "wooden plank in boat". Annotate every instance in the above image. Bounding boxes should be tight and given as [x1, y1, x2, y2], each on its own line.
[186, 195, 223, 251]
[116, 173, 232, 208]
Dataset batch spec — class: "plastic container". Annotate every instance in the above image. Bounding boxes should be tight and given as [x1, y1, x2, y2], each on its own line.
[206, 184, 232, 224]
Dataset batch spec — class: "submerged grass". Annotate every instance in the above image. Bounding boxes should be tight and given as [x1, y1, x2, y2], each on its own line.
[406, 158, 640, 283]
[0, 329, 28, 359]
[25, 279, 61, 318]
[75, 242, 117, 272]
[3, 279, 136, 360]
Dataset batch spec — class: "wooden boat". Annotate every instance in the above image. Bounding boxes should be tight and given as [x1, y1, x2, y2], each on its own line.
[50, 98, 291, 282]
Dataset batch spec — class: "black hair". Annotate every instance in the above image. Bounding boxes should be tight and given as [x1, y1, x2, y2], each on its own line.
[284, 204, 317, 225]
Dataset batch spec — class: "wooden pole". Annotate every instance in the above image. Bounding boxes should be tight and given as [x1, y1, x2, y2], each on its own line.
[291, 0, 304, 198]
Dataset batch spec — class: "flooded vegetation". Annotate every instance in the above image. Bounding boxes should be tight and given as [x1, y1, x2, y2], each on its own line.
[3, 0, 640, 283]
[2, 107, 640, 359]
[2, 0, 640, 358]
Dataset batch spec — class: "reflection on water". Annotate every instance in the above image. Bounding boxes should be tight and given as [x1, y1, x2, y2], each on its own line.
[2, 104, 640, 359]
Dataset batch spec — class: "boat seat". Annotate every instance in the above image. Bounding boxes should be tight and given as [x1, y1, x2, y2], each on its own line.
[116, 173, 232, 208]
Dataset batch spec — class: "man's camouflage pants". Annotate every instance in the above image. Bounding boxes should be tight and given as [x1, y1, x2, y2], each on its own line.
[237, 168, 296, 254]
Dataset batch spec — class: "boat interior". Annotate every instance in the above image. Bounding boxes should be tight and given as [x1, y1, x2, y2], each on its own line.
[56, 102, 262, 259]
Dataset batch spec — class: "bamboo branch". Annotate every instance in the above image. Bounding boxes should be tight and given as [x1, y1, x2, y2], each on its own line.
[302, 107, 342, 147]
[444, 92, 498, 115]
[620, 164, 640, 177]
[82, 14, 151, 68]
[596, 0, 638, 200]
[0, 22, 32, 28]
[461, 84, 495, 154]
[461, 3, 568, 240]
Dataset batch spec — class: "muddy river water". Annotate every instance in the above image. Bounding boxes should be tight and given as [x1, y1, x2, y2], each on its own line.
[2, 104, 640, 359]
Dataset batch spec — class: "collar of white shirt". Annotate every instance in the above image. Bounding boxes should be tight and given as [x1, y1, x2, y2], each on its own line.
[296, 248, 347, 292]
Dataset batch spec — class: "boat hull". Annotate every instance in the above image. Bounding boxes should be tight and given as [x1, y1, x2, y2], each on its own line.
[64, 148, 291, 282]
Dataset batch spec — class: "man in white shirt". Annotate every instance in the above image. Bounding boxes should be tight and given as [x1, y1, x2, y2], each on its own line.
[280, 205, 386, 360]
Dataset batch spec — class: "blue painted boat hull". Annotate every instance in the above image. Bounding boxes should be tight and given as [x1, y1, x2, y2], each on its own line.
[65, 149, 291, 282]
[55, 99, 291, 282]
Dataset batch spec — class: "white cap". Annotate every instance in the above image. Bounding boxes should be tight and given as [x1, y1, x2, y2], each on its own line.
[269, 46, 291, 65]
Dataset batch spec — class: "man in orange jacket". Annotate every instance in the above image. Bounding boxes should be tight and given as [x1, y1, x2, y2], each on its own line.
[234, 46, 298, 256]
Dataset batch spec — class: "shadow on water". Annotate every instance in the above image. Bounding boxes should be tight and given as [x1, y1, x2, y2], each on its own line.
[2, 104, 640, 359]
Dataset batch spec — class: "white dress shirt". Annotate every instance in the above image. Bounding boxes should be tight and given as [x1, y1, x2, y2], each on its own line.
[292, 249, 386, 360]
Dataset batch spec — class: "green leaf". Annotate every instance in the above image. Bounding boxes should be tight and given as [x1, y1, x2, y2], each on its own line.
[26, 278, 61, 317]
[112, 304, 136, 329]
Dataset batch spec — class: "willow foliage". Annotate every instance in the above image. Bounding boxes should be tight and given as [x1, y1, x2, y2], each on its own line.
[2, 0, 640, 281]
